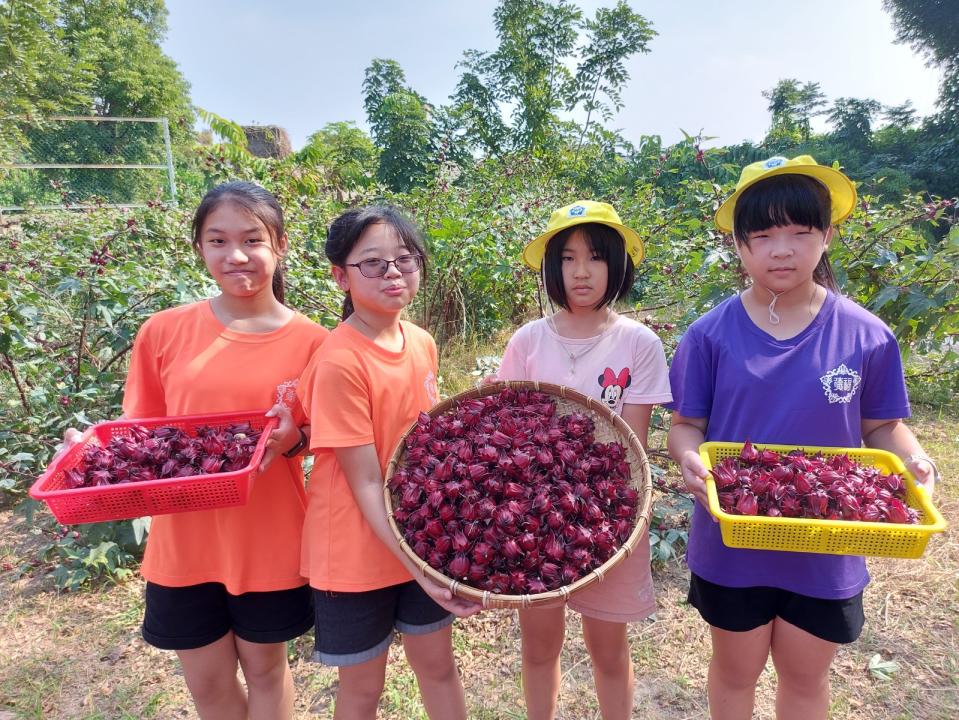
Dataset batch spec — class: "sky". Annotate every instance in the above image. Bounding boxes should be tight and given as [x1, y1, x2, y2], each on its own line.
[160, 0, 943, 151]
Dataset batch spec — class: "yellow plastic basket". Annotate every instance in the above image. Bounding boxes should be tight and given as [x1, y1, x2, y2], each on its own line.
[700, 442, 947, 558]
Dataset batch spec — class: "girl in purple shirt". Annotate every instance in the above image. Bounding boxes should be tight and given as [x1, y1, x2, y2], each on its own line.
[667, 156, 939, 720]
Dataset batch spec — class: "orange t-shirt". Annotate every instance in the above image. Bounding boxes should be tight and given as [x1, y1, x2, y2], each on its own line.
[122, 300, 329, 594]
[298, 320, 440, 592]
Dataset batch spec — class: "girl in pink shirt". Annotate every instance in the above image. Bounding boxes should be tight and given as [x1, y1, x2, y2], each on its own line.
[497, 200, 671, 720]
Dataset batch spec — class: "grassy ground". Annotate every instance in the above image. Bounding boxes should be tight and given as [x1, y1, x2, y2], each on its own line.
[0, 402, 956, 719]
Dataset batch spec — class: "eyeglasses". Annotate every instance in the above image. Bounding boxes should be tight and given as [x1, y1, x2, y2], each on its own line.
[346, 254, 423, 278]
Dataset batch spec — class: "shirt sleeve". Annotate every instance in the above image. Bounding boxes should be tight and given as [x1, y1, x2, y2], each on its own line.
[121, 319, 167, 418]
[496, 324, 530, 381]
[305, 353, 375, 449]
[624, 332, 673, 405]
[665, 326, 713, 418]
[860, 329, 911, 419]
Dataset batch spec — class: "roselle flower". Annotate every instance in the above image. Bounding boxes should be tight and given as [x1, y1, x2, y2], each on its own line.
[882, 474, 904, 493]
[401, 486, 423, 509]
[839, 494, 861, 519]
[568, 547, 591, 570]
[521, 550, 541, 571]
[543, 535, 565, 562]
[613, 519, 632, 543]
[448, 554, 470, 578]
[540, 562, 561, 586]
[532, 493, 552, 514]
[528, 578, 548, 594]
[451, 531, 469, 553]
[467, 563, 488, 583]
[886, 498, 910, 524]
[740, 440, 760, 464]
[64, 468, 85, 489]
[517, 532, 538, 552]
[501, 539, 522, 561]
[490, 430, 512, 449]
[487, 572, 511, 593]
[735, 493, 758, 516]
[200, 456, 224, 474]
[503, 482, 525, 499]
[793, 472, 814, 495]
[536, 448, 554, 466]
[493, 507, 516, 529]
[806, 491, 829, 517]
[477, 498, 496, 519]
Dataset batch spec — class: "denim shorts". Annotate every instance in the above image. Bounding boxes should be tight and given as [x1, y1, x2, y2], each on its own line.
[312, 580, 453, 666]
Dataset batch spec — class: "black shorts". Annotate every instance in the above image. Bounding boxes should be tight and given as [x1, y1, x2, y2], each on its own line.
[312, 581, 453, 667]
[688, 573, 865, 644]
[142, 581, 314, 651]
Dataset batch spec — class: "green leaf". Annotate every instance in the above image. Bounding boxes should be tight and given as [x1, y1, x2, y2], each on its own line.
[871, 286, 900, 311]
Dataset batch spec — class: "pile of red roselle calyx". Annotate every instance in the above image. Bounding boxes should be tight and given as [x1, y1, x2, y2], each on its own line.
[389, 388, 639, 595]
[711, 441, 919, 524]
[63, 423, 262, 489]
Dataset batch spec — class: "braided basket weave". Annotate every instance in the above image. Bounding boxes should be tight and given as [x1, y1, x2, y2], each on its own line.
[384, 380, 652, 609]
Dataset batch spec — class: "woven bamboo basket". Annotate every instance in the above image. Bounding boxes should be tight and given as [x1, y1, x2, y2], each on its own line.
[384, 380, 652, 609]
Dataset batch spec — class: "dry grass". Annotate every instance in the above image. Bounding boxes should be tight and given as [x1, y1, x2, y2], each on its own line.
[0, 406, 956, 719]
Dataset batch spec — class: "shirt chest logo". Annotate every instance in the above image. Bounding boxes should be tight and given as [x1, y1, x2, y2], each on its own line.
[820, 363, 861, 404]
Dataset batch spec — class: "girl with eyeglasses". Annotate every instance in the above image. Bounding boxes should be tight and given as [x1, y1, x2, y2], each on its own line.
[297, 206, 479, 719]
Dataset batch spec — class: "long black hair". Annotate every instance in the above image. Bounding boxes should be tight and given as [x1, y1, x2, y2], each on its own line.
[733, 174, 839, 292]
[191, 181, 288, 303]
[325, 205, 428, 319]
[542, 223, 635, 311]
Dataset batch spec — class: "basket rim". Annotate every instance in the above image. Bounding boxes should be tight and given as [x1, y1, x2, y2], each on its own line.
[384, 380, 653, 608]
[699, 441, 947, 533]
[29, 410, 278, 501]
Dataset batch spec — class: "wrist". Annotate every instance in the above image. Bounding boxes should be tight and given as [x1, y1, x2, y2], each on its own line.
[282, 427, 309, 458]
[904, 453, 940, 484]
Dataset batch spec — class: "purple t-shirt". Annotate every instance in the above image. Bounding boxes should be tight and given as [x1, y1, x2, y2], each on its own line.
[667, 291, 910, 599]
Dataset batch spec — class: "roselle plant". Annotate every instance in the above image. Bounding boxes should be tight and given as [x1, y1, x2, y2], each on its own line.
[63, 423, 262, 489]
[711, 441, 919, 524]
[389, 388, 639, 595]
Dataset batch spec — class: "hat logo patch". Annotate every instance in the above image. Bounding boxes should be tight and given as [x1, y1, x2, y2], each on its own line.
[764, 157, 786, 169]
[568, 205, 586, 217]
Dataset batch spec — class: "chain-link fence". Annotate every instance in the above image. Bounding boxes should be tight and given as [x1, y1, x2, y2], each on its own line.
[0, 116, 176, 211]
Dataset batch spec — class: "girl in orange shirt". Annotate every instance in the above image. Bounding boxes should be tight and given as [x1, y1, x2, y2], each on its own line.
[299, 206, 478, 719]
[64, 182, 327, 719]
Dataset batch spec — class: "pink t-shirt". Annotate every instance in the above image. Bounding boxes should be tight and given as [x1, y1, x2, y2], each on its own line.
[497, 313, 672, 622]
[497, 315, 673, 410]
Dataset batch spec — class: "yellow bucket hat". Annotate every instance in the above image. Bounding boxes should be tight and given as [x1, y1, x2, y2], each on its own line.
[715, 155, 857, 234]
[522, 200, 644, 271]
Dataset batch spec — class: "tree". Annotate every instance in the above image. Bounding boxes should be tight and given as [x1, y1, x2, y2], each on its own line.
[362, 59, 434, 192]
[883, 0, 959, 122]
[762, 79, 826, 145]
[452, 0, 654, 153]
[298, 122, 379, 190]
[883, 100, 919, 129]
[1, 0, 194, 203]
[572, 1, 656, 145]
[827, 97, 883, 151]
[0, 0, 93, 157]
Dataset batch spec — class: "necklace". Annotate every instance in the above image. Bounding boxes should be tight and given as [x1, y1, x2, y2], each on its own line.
[548, 310, 614, 375]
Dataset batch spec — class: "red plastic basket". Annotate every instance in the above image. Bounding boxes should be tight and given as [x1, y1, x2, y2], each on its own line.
[29, 411, 277, 524]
